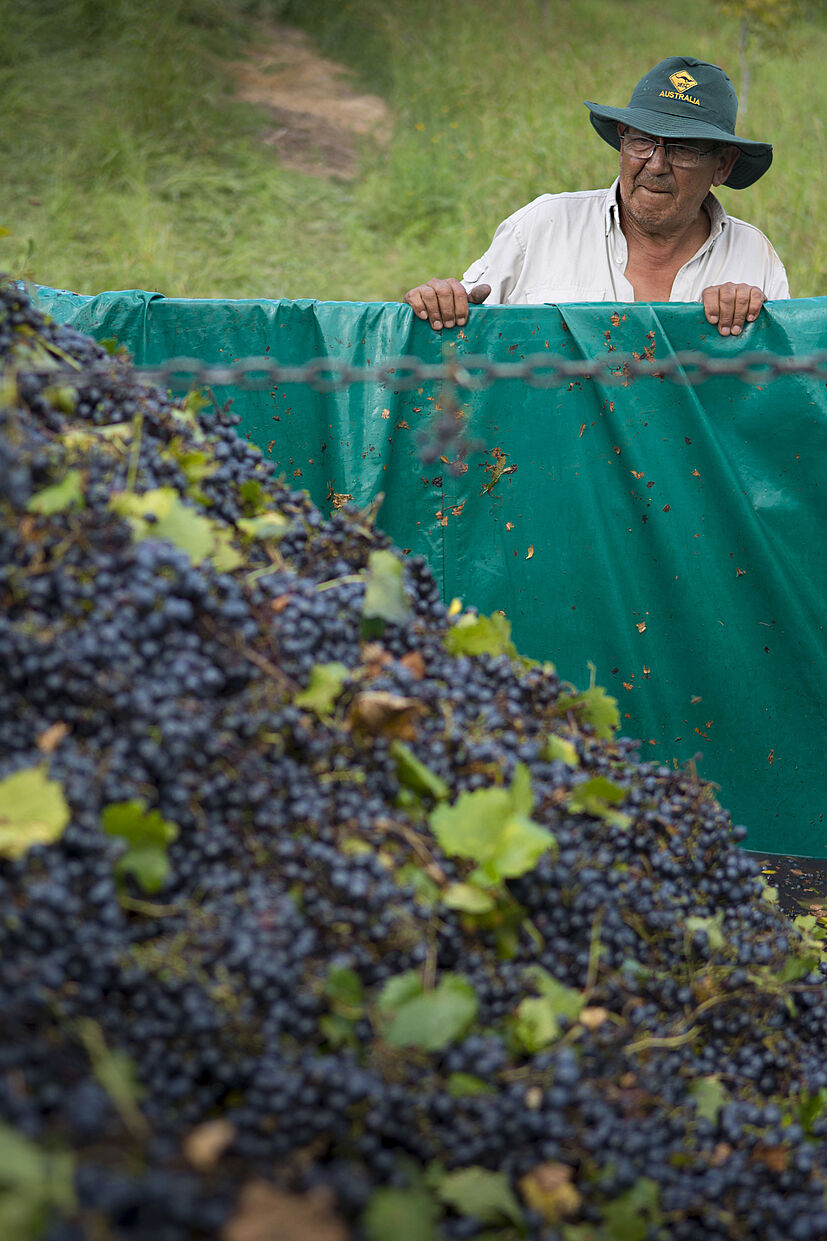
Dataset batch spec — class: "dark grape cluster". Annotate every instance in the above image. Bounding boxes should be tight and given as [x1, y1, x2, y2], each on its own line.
[2, 275, 827, 1241]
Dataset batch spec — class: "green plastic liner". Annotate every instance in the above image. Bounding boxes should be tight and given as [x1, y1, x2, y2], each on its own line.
[33, 285, 827, 856]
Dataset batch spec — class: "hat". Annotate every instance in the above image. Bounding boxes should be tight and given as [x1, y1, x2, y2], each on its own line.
[584, 56, 772, 188]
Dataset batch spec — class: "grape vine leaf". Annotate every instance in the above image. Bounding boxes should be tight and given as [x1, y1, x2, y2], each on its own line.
[362, 549, 412, 630]
[391, 739, 450, 801]
[514, 969, 586, 1052]
[236, 511, 290, 540]
[379, 973, 478, 1052]
[0, 767, 70, 860]
[325, 966, 364, 1019]
[544, 734, 580, 768]
[519, 1162, 582, 1225]
[436, 1166, 524, 1226]
[102, 800, 179, 894]
[430, 764, 555, 884]
[442, 883, 497, 914]
[362, 1186, 440, 1241]
[446, 1072, 495, 1098]
[294, 662, 349, 718]
[600, 1177, 661, 1241]
[444, 610, 517, 658]
[685, 912, 726, 953]
[110, 487, 241, 569]
[689, 1075, 729, 1123]
[568, 776, 631, 829]
[556, 664, 619, 740]
[26, 470, 84, 515]
[0, 1122, 75, 1241]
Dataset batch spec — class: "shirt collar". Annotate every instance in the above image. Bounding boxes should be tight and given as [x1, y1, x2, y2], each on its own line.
[604, 179, 622, 236]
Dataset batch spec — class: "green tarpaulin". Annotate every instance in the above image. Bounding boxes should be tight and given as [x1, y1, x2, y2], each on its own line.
[34, 285, 827, 856]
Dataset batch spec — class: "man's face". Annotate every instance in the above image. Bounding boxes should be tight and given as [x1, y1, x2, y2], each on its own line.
[617, 126, 738, 236]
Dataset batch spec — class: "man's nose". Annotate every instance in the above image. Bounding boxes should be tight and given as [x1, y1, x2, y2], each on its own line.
[645, 142, 670, 170]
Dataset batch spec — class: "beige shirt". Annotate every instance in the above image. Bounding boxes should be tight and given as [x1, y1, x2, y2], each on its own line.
[461, 180, 790, 305]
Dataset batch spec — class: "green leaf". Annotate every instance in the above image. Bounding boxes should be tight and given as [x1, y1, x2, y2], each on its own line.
[689, 1075, 729, 1124]
[0, 1122, 75, 1241]
[391, 739, 450, 801]
[362, 1186, 440, 1241]
[102, 800, 179, 895]
[430, 765, 555, 884]
[42, 384, 78, 414]
[110, 487, 227, 566]
[557, 666, 619, 740]
[210, 527, 244, 571]
[383, 974, 478, 1052]
[236, 511, 290, 540]
[293, 662, 349, 718]
[514, 969, 585, 1052]
[437, 1166, 524, 1226]
[775, 951, 821, 983]
[443, 883, 497, 914]
[685, 912, 726, 953]
[545, 734, 580, 767]
[444, 610, 517, 658]
[446, 1072, 495, 1098]
[26, 470, 84, 515]
[568, 777, 631, 829]
[239, 478, 267, 515]
[165, 439, 215, 485]
[0, 767, 70, 859]
[600, 1178, 661, 1241]
[362, 549, 412, 628]
[396, 864, 441, 908]
[378, 971, 424, 1013]
[325, 966, 364, 1019]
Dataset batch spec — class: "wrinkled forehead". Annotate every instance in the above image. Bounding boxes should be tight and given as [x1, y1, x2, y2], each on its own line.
[621, 124, 721, 152]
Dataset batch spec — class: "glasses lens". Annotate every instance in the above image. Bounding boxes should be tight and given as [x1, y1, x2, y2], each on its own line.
[667, 144, 702, 168]
[623, 136, 656, 159]
[622, 135, 705, 168]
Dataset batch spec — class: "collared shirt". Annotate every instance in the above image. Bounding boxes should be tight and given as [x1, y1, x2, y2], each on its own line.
[460, 179, 790, 304]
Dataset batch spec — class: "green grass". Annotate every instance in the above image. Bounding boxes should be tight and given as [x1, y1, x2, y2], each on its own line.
[1, 0, 824, 300]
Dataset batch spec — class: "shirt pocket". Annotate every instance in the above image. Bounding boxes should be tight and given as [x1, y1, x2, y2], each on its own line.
[521, 286, 607, 303]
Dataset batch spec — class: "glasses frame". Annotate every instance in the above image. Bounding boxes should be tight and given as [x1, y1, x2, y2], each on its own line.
[620, 130, 723, 170]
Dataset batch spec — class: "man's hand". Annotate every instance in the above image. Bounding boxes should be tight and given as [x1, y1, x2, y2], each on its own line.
[404, 278, 492, 330]
[702, 283, 766, 336]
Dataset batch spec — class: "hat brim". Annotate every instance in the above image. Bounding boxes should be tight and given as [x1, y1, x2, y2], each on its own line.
[584, 102, 772, 189]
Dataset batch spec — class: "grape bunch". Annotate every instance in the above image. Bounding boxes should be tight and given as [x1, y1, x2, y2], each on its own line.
[2, 275, 827, 1241]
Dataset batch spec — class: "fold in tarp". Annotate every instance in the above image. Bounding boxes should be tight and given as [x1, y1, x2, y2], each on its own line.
[34, 286, 827, 856]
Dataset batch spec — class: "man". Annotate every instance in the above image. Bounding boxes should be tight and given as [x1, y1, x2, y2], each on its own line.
[404, 56, 789, 337]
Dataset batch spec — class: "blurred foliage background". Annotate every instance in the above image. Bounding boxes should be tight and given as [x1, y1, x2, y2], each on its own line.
[1, 0, 824, 300]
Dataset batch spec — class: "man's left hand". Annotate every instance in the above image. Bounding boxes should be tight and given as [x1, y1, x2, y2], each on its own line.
[702, 283, 766, 336]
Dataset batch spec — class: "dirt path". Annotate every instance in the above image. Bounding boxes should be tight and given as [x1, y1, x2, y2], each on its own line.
[232, 23, 391, 179]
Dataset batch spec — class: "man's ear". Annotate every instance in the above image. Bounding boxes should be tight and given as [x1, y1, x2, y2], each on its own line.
[711, 145, 740, 187]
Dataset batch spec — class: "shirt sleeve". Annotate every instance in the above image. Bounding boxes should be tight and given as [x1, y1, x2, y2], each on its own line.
[460, 215, 528, 304]
[764, 252, 790, 300]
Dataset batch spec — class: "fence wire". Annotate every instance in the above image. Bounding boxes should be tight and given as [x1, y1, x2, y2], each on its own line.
[129, 350, 827, 391]
[33, 347, 824, 389]
[11, 348, 827, 391]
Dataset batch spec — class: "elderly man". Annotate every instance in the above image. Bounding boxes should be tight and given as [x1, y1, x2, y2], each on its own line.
[404, 56, 789, 337]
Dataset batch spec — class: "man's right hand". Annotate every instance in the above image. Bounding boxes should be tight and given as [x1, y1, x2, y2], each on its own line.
[403, 278, 492, 330]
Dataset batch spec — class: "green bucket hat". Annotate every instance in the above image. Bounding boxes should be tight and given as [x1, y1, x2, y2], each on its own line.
[584, 56, 772, 189]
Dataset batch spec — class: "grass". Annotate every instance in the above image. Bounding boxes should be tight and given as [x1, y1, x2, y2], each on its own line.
[1, 0, 825, 300]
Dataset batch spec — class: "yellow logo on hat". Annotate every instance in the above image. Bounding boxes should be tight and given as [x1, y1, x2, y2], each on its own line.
[669, 70, 698, 92]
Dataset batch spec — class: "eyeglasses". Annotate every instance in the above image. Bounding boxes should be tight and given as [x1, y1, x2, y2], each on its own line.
[620, 133, 721, 169]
